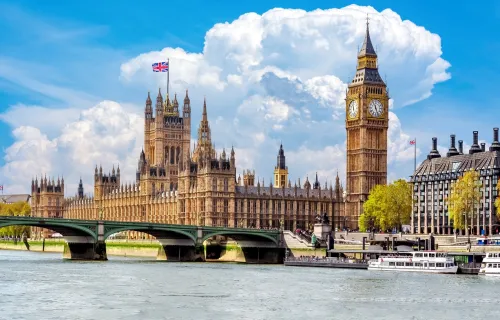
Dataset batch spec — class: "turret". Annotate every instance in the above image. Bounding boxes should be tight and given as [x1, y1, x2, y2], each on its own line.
[78, 178, 84, 198]
[145, 91, 153, 121]
[173, 93, 179, 115]
[183, 89, 191, 118]
[427, 137, 441, 160]
[469, 131, 481, 154]
[230, 146, 235, 168]
[313, 172, 320, 189]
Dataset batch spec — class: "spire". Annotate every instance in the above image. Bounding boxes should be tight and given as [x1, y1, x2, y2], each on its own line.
[202, 97, 207, 121]
[184, 89, 190, 103]
[146, 91, 152, 104]
[277, 143, 286, 170]
[156, 88, 162, 101]
[313, 172, 320, 189]
[358, 14, 376, 57]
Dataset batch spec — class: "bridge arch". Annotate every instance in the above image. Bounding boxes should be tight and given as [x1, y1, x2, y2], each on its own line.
[0, 219, 97, 241]
[103, 226, 197, 245]
[201, 230, 280, 246]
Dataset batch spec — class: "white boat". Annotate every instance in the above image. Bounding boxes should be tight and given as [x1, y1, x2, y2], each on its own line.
[368, 251, 458, 274]
[479, 252, 500, 276]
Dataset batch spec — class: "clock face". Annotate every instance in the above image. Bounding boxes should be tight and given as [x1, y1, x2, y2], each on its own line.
[348, 100, 358, 118]
[369, 99, 383, 117]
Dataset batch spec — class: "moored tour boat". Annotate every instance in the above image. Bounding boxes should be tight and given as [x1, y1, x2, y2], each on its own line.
[368, 251, 458, 274]
[479, 252, 500, 276]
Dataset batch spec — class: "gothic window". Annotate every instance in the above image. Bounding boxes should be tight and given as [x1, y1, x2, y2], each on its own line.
[170, 146, 175, 164]
[176, 146, 181, 164]
[224, 178, 228, 192]
[165, 147, 169, 164]
[224, 200, 228, 213]
[56, 198, 60, 206]
[212, 200, 216, 213]
[212, 178, 217, 191]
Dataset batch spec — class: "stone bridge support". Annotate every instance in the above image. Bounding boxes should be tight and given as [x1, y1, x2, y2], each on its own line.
[62, 222, 107, 261]
[156, 238, 204, 262]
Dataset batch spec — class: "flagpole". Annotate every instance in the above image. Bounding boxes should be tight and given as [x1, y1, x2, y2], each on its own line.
[414, 138, 417, 172]
[167, 58, 170, 98]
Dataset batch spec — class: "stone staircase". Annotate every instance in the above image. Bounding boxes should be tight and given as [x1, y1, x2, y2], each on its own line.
[283, 231, 314, 249]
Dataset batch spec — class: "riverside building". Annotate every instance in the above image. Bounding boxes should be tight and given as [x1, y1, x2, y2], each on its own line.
[410, 129, 500, 235]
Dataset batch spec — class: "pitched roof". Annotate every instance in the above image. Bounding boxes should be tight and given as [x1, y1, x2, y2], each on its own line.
[0, 194, 31, 203]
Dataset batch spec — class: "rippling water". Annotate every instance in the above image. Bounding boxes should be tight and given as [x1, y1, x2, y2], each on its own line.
[1, 250, 498, 320]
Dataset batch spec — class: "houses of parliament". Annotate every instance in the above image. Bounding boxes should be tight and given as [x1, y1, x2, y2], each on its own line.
[30, 21, 389, 232]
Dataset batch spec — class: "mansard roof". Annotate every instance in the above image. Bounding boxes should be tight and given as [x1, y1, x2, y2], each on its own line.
[411, 150, 500, 182]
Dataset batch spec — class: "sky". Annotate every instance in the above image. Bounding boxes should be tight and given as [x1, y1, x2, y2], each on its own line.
[1, 0, 499, 196]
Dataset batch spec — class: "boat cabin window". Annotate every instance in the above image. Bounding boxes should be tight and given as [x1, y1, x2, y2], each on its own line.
[436, 263, 444, 267]
[429, 263, 436, 268]
[429, 253, 435, 258]
[396, 262, 404, 266]
[423, 253, 428, 258]
[414, 262, 422, 267]
[405, 262, 413, 267]
[414, 253, 423, 258]
[389, 262, 395, 266]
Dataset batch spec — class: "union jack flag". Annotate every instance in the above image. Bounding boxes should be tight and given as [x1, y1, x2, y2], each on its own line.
[152, 61, 169, 72]
[409, 139, 416, 145]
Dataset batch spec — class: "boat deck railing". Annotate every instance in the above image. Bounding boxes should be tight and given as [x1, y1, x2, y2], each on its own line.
[285, 257, 368, 264]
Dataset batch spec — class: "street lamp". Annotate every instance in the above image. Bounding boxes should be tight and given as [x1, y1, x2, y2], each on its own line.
[342, 190, 348, 231]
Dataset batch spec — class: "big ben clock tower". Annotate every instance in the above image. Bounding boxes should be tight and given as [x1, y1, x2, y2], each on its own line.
[345, 19, 389, 229]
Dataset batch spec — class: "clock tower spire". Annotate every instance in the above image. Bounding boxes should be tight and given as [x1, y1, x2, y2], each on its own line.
[345, 16, 389, 229]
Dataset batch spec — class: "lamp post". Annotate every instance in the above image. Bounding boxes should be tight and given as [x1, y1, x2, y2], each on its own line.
[343, 190, 348, 231]
[98, 204, 103, 221]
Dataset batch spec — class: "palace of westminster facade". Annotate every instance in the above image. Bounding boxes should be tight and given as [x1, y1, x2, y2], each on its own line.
[30, 22, 390, 232]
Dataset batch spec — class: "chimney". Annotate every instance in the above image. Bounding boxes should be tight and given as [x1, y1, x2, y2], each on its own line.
[446, 134, 459, 157]
[481, 143, 486, 152]
[427, 137, 441, 160]
[469, 131, 481, 154]
[458, 140, 464, 154]
[490, 128, 500, 152]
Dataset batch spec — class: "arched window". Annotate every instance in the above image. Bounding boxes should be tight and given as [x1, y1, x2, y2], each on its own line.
[212, 178, 217, 191]
[176, 146, 181, 164]
[165, 146, 169, 164]
[170, 146, 175, 164]
[224, 178, 228, 192]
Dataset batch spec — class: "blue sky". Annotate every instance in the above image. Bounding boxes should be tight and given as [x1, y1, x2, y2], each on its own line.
[0, 0, 499, 194]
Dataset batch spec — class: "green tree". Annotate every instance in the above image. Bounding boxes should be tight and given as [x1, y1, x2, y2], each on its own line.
[0, 201, 32, 237]
[359, 179, 412, 232]
[448, 169, 481, 234]
[495, 184, 500, 221]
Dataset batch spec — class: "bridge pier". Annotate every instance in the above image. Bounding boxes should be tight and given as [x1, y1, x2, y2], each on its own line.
[240, 247, 284, 264]
[156, 245, 204, 262]
[63, 241, 107, 261]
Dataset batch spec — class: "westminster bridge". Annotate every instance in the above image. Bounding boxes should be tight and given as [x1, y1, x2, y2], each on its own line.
[0, 216, 283, 262]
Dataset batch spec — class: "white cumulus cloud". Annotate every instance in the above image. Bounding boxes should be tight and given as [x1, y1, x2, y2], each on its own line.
[0, 4, 451, 195]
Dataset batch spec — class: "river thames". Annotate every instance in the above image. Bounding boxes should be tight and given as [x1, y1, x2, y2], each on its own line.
[1, 250, 499, 319]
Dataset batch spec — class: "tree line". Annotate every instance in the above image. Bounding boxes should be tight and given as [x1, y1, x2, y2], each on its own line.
[0, 201, 31, 237]
[358, 169, 500, 234]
